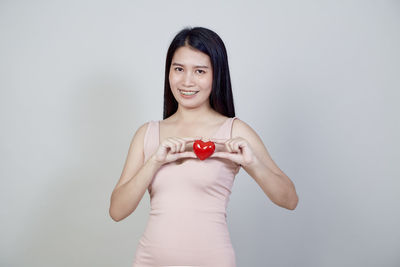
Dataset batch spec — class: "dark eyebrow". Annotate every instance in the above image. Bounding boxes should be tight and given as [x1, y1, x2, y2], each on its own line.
[172, 62, 209, 68]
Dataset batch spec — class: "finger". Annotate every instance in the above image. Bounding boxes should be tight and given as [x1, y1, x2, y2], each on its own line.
[175, 137, 194, 152]
[225, 140, 232, 153]
[209, 138, 228, 144]
[209, 152, 229, 158]
[176, 151, 197, 159]
[237, 140, 247, 149]
[167, 138, 181, 153]
[162, 140, 176, 153]
[170, 137, 184, 152]
[234, 140, 248, 153]
[233, 141, 240, 153]
[175, 137, 198, 152]
[210, 152, 234, 160]
[210, 152, 242, 165]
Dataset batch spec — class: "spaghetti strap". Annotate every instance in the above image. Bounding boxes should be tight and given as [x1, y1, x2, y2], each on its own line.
[227, 117, 238, 139]
[214, 116, 238, 139]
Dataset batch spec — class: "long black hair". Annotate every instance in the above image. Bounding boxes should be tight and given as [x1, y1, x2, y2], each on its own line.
[163, 26, 235, 119]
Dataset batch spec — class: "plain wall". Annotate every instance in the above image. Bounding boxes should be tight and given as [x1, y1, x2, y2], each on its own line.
[0, 0, 399, 266]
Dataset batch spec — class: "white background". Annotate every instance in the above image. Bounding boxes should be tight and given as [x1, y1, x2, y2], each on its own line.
[1, 0, 399, 266]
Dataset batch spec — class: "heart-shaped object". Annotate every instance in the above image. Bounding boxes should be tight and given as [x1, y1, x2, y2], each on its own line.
[193, 140, 215, 160]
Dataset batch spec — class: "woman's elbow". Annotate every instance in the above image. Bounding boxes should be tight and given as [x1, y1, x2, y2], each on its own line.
[109, 206, 124, 222]
[286, 193, 299, 210]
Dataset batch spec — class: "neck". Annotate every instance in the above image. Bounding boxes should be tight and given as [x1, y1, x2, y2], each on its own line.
[173, 103, 219, 123]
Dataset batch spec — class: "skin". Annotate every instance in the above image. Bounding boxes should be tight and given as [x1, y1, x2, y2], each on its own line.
[109, 45, 298, 222]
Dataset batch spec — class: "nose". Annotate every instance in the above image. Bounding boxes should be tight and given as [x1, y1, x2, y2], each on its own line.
[183, 71, 195, 87]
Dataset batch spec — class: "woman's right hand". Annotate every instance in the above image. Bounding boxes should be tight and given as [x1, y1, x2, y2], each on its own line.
[151, 137, 199, 165]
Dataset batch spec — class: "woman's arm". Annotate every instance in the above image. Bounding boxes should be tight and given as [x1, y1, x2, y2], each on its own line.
[232, 119, 299, 210]
[109, 123, 163, 222]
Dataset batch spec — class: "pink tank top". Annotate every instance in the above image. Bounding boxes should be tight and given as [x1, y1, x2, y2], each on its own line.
[133, 117, 240, 267]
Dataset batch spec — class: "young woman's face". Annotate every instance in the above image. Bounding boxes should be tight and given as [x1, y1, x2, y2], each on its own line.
[169, 46, 213, 109]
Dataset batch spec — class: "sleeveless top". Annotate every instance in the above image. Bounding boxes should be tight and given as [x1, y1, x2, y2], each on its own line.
[132, 117, 240, 267]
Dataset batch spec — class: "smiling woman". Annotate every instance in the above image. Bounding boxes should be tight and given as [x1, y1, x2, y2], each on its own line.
[109, 26, 298, 267]
[169, 46, 213, 103]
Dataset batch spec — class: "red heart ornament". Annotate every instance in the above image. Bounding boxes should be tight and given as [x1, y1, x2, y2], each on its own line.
[193, 140, 215, 160]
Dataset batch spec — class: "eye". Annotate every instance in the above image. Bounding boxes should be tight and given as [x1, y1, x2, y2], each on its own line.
[196, 69, 206, 74]
[174, 67, 183, 72]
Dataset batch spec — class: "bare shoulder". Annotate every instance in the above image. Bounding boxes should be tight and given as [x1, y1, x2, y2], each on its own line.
[131, 121, 152, 153]
[129, 121, 150, 148]
[232, 118, 258, 138]
[136, 121, 150, 137]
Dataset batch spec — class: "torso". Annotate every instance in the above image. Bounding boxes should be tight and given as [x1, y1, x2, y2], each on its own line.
[159, 115, 230, 143]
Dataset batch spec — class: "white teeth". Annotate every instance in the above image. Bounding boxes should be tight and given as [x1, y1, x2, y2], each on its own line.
[179, 90, 198, 96]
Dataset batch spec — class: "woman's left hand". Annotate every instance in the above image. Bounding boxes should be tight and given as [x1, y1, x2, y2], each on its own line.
[208, 137, 257, 167]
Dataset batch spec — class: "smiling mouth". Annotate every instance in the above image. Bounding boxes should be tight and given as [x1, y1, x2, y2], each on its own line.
[179, 89, 199, 95]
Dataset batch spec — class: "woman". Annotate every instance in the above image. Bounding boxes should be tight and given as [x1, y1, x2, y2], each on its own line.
[109, 26, 298, 267]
